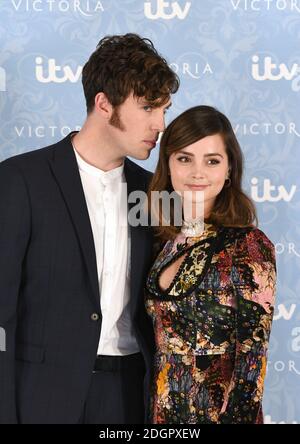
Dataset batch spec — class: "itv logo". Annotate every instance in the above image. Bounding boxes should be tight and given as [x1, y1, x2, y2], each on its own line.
[0, 66, 6, 92]
[273, 304, 296, 321]
[251, 177, 297, 202]
[144, 0, 191, 20]
[35, 57, 82, 83]
[251, 54, 300, 92]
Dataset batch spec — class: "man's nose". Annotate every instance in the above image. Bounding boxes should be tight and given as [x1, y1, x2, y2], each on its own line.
[151, 112, 166, 133]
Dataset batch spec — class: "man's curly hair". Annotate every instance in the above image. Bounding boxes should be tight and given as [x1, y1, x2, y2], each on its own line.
[82, 33, 179, 113]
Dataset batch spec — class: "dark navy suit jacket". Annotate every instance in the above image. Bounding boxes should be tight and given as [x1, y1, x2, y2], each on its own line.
[0, 133, 155, 424]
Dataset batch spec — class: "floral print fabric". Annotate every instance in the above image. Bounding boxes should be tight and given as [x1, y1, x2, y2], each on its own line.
[145, 226, 276, 424]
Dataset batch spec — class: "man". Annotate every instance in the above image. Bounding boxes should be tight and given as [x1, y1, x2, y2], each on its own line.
[0, 33, 179, 424]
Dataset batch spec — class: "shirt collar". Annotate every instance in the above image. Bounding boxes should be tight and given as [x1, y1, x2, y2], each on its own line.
[73, 146, 124, 183]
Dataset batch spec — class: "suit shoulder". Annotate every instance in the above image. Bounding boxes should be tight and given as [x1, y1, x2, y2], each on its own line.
[1, 143, 55, 169]
[125, 158, 153, 180]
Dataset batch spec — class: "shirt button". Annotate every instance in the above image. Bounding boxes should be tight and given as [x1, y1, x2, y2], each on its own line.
[91, 313, 100, 321]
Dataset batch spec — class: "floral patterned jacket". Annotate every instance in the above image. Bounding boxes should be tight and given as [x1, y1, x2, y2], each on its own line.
[145, 225, 276, 424]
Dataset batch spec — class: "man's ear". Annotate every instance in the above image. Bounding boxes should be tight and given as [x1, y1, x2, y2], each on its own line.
[94, 92, 113, 119]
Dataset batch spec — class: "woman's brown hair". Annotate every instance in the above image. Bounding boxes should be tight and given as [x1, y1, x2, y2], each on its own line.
[148, 105, 257, 241]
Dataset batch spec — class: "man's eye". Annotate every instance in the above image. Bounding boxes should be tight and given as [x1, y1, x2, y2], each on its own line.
[143, 106, 153, 112]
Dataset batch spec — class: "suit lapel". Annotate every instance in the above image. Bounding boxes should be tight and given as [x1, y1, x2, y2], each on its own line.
[125, 158, 153, 317]
[49, 135, 100, 310]
[48, 136, 152, 314]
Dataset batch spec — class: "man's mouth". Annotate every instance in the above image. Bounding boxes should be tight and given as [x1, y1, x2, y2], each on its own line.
[143, 140, 157, 148]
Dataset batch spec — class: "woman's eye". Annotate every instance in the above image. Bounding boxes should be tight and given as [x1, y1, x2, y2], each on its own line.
[207, 159, 220, 165]
[177, 156, 191, 163]
[143, 106, 153, 112]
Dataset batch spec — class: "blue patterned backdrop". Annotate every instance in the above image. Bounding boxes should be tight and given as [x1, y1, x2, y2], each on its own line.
[0, 0, 299, 423]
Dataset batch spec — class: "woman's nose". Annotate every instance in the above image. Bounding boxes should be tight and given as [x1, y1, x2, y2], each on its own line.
[191, 163, 206, 179]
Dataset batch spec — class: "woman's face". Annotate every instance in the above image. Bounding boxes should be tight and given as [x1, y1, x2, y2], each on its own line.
[168, 134, 229, 218]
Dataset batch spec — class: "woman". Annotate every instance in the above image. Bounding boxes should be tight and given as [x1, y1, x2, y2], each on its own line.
[145, 106, 276, 424]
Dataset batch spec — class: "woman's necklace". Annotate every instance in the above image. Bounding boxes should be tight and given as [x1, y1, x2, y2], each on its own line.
[181, 219, 204, 237]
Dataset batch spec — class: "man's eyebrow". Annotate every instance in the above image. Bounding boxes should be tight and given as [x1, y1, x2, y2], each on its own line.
[138, 98, 151, 104]
[139, 99, 172, 109]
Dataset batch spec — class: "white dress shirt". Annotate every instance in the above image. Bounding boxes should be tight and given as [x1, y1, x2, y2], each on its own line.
[73, 147, 140, 356]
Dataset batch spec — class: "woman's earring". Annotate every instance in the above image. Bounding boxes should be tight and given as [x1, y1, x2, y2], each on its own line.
[224, 177, 231, 188]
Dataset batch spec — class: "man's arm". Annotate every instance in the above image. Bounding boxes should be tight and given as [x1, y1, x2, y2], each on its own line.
[0, 161, 31, 424]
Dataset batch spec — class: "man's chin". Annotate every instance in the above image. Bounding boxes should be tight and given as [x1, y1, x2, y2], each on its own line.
[142, 150, 151, 160]
[130, 150, 151, 161]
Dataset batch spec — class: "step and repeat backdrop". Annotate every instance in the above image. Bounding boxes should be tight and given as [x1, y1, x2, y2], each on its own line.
[0, 0, 299, 423]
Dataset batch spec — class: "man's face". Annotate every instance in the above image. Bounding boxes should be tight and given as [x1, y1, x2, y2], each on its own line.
[107, 93, 172, 160]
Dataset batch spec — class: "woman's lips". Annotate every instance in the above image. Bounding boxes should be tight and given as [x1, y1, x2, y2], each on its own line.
[186, 185, 209, 191]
